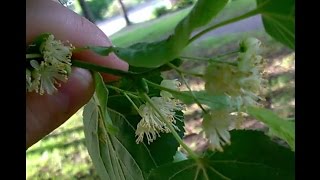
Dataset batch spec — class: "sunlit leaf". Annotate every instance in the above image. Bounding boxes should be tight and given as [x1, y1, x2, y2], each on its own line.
[172, 90, 231, 110]
[92, 72, 117, 134]
[257, 0, 295, 49]
[247, 106, 295, 151]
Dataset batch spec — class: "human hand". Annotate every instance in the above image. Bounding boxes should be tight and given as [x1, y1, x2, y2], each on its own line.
[26, 0, 128, 148]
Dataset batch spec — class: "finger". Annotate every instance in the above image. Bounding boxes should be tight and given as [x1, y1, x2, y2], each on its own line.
[26, 0, 128, 81]
[26, 0, 128, 148]
[26, 68, 94, 148]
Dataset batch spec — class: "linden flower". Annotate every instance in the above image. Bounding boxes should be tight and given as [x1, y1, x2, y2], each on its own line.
[159, 79, 185, 113]
[204, 63, 242, 96]
[27, 60, 69, 95]
[26, 33, 74, 95]
[238, 54, 263, 74]
[242, 89, 264, 106]
[235, 37, 266, 107]
[135, 123, 161, 145]
[238, 38, 264, 73]
[40, 34, 74, 65]
[202, 110, 232, 152]
[239, 37, 261, 54]
[238, 73, 262, 93]
[135, 96, 184, 144]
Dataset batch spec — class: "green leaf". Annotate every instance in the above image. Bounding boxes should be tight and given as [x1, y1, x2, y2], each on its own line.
[107, 109, 185, 178]
[93, 72, 108, 116]
[107, 69, 164, 115]
[111, 0, 229, 68]
[247, 106, 295, 151]
[82, 98, 110, 179]
[86, 46, 115, 56]
[93, 72, 118, 134]
[172, 90, 231, 110]
[148, 130, 295, 180]
[257, 0, 295, 49]
[83, 99, 145, 180]
[87, 69, 185, 178]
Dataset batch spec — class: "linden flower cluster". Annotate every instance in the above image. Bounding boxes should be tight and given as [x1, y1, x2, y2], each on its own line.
[202, 37, 266, 152]
[135, 80, 185, 144]
[26, 34, 75, 95]
[205, 38, 265, 98]
[235, 37, 267, 108]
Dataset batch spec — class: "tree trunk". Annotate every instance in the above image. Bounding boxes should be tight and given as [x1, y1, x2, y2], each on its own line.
[77, 0, 95, 24]
[117, 0, 131, 26]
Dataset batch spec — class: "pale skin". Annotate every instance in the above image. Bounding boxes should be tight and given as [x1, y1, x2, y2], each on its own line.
[26, 0, 128, 149]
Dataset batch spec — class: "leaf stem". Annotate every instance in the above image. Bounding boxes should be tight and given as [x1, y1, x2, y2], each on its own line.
[167, 63, 208, 113]
[72, 59, 166, 79]
[180, 52, 239, 66]
[167, 63, 204, 77]
[179, 56, 208, 61]
[144, 79, 187, 97]
[141, 93, 199, 160]
[26, 54, 42, 59]
[188, 9, 260, 44]
[216, 50, 240, 58]
[105, 85, 140, 99]
[181, 51, 239, 62]
[71, 59, 138, 77]
[123, 92, 141, 114]
[72, 46, 90, 52]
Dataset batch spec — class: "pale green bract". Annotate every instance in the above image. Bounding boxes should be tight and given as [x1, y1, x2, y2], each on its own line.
[247, 106, 295, 151]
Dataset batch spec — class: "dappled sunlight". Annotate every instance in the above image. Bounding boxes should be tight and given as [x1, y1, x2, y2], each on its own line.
[97, 0, 170, 36]
[265, 52, 295, 76]
[26, 107, 96, 179]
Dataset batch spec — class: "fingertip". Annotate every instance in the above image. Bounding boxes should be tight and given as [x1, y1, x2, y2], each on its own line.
[26, 67, 94, 148]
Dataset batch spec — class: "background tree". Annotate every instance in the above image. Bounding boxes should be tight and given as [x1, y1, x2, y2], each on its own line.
[117, 0, 132, 26]
[86, 0, 113, 21]
[77, 0, 95, 23]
